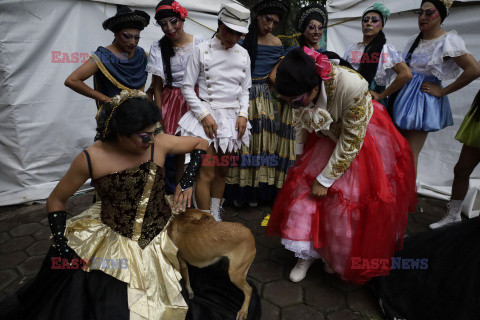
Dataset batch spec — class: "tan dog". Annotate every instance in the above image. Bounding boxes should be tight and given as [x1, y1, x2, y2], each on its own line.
[167, 209, 256, 320]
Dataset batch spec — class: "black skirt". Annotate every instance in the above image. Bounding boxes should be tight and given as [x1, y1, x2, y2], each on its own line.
[0, 248, 261, 320]
[373, 217, 480, 320]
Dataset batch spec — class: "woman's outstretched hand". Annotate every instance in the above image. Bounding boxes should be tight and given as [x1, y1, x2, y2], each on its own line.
[173, 185, 193, 212]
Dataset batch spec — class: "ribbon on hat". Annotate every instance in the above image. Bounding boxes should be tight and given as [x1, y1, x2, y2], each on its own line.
[156, 1, 188, 19]
[303, 46, 332, 81]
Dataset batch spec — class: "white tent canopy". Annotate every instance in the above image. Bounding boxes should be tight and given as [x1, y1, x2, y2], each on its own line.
[0, 0, 222, 206]
[326, 0, 480, 217]
[1, 0, 479, 217]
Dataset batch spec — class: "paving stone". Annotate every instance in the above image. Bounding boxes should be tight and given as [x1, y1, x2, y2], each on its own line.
[282, 304, 326, 320]
[17, 256, 44, 275]
[305, 283, 346, 313]
[327, 309, 364, 320]
[324, 273, 362, 292]
[412, 212, 442, 225]
[26, 239, 52, 256]
[236, 206, 264, 221]
[247, 276, 263, 296]
[0, 218, 19, 232]
[23, 209, 47, 224]
[347, 288, 383, 319]
[243, 219, 264, 236]
[32, 227, 51, 240]
[264, 279, 303, 307]
[270, 247, 296, 267]
[0, 236, 35, 253]
[0, 232, 11, 245]
[0, 269, 18, 291]
[9, 223, 42, 237]
[254, 243, 270, 263]
[249, 260, 284, 283]
[261, 298, 280, 320]
[40, 217, 49, 226]
[406, 220, 428, 235]
[257, 234, 281, 249]
[4, 275, 34, 296]
[0, 251, 28, 270]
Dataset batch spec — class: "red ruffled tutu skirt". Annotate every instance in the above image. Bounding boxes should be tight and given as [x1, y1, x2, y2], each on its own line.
[266, 101, 417, 284]
[161, 86, 191, 135]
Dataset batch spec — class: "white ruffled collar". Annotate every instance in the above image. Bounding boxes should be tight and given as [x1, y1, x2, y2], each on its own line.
[295, 83, 333, 133]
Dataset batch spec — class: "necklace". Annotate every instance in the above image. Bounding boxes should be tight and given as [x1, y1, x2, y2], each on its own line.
[423, 28, 443, 40]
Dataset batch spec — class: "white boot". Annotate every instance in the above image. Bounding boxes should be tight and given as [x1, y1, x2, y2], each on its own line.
[289, 258, 315, 282]
[429, 200, 462, 229]
[210, 198, 222, 221]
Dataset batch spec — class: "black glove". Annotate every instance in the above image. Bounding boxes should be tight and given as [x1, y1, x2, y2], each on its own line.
[47, 211, 75, 259]
[180, 149, 207, 191]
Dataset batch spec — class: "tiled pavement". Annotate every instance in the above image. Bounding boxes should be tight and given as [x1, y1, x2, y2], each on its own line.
[0, 193, 449, 319]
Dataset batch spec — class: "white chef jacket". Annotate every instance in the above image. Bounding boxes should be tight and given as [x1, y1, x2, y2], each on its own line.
[181, 36, 252, 122]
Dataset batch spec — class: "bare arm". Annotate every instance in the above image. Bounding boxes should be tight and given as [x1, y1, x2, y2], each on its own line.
[64, 58, 111, 104]
[152, 75, 164, 109]
[375, 62, 413, 100]
[156, 134, 209, 156]
[441, 54, 480, 96]
[157, 134, 209, 211]
[46, 152, 91, 212]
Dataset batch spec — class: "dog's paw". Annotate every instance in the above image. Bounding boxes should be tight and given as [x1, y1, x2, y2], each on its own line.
[236, 311, 248, 320]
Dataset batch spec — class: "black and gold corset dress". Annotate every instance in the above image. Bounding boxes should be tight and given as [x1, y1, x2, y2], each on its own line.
[65, 161, 188, 319]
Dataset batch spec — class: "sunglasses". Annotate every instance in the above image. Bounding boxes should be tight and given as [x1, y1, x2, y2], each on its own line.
[413, 8, 438, 16]
[158, 17, 180, 28]
[362, 16, 382, 23]
[120, 31, 140, 41]
[135, 131, 155, 143]
[263, 15, 280, 26]
[307, 24, 323, 32]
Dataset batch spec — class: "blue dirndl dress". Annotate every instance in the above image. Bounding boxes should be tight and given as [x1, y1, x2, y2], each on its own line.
[392, 31, 468, 132]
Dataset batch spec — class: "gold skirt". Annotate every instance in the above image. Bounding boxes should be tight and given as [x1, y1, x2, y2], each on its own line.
[65, 202, 188, 320]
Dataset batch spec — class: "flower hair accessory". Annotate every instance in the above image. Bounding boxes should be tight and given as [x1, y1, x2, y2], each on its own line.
[102, 90, 147, 139]
[372, 3, 390, 18]
[156, 1, 188, 19]
[303, 46, 332, 81]
[363, 3, 390, 25]
[171, 1, 188, 19]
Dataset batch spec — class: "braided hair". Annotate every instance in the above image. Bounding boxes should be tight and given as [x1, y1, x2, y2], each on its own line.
[155, 0, 182, 86]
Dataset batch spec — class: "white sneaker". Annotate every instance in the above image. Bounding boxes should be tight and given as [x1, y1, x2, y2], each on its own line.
[289, 258, 315, 282]
[429, 200, 462, 229]
[211, 211, 222, 221]
[429, 213, 461, 229]
[248, 200, 258, 207]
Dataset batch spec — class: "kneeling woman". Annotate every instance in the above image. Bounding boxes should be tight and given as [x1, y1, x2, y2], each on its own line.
[266, 48, 417, 284]
[0, 91, 259, 319]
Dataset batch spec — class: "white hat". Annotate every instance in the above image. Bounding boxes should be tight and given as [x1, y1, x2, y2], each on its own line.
[218, 3, 250, 34]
